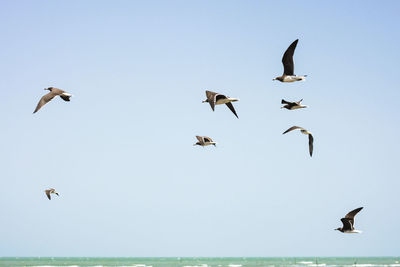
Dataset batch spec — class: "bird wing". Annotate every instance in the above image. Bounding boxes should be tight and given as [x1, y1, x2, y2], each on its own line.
[203, 136, 212, 143]
[205, 90, 218, 111]
[33, 92, 57, 113]
[308, 134, 314, 157]
[282, 126, 304, 134]
[345, 207, 363, 219]
[282, 39, 298, 75]
[225, 102, 238, 118]
[196, 136, 204, 144]
[344, 207, 363, 227]
[59, 94, 71, 102]
[45, 190, 51, 200]
[341, 218, 354, 231]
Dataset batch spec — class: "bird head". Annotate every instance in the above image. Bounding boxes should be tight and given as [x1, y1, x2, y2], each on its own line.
[334, 228, 341, 231]
[202, 99, 208, 103]
[273, 77, 283, 82]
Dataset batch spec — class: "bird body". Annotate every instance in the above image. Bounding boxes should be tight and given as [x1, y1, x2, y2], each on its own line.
[194, 136, 217, 147]
[281, 99, 307, 110]
[342, 230, 362, 234]
[275, 75, 306, 83]
[45, 188, 59, 200]
[203, 90, 239, 118]
[215, 97, 239, 105]
[273, 39, 307, 83]
[33, 87, 72, 113]
[283, 126, 314, 157]
[336, 207, 363, 233]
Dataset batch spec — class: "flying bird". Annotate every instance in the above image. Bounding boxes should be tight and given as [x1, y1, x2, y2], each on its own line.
[193, 136, 217, 147]
[33, 87, 72, 113]
[281, 99, 308, 110]
[283, 126, 314, 157]
[335, 207, 363, 233]
[202, 90, 239, 118]
[273, 39, 307, 82]
[45, 188, 59, 200]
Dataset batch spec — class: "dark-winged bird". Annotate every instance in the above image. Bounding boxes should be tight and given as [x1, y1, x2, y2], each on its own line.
[273, 39, 307, 82]
[202, 90, 239, 118]
[193, 136, 217, 147]
[281, 99, 307, 110]
[283, 126, 314, 157]
[335, 207, 363, 233]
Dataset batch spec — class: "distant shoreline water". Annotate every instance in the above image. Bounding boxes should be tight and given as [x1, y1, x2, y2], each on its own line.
[1, 257, 400, 267]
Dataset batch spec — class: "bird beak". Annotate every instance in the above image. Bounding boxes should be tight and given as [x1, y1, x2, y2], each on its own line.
[231, 98, 239, 102]
[272, 78, 276, 81]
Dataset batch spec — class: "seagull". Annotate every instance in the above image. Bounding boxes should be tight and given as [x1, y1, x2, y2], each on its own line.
[202, 90, 239, 118]
[273, 39, 307, 82]
[281, 99, 308, 110]
[335, 207, 363, 233]
[33, 87, 72, 113]
[282, 126, 314, 157]
[193, 136, 217, 147]
[45, 188, 59, 200]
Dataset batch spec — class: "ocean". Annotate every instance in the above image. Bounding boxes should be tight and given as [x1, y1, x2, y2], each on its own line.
[0, 257, 399, 267]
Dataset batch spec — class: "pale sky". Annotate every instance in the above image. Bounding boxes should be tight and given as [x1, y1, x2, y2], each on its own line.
[0, 0, 399, 257]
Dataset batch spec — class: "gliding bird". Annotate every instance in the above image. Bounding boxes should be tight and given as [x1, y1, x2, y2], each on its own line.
[193, 136, 217, 147]
[202, 90, 239, 118]
[33, 87, 72, 113]
[45, 188, 59, 200]
[281, 99, 308, 110]
[282, 126, 314, 157]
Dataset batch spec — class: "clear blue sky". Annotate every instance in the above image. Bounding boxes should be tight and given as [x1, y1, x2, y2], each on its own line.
[1, 0, 399, 257]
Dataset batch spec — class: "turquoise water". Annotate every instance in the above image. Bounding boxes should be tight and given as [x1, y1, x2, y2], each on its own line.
[1, 257, 399, 267]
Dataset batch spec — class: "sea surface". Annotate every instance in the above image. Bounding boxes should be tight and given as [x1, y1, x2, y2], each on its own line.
[1, 257, 400, 267]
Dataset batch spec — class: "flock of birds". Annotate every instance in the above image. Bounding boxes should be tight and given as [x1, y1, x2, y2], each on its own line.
[34, 39, 363, 234]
